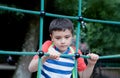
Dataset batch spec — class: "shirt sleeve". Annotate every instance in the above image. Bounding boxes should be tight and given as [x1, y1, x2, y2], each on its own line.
[42, 40, 52, 52]
[33, 40, 52, 59]
[72, 46, 87, 71]
[77, 49, 87, 71]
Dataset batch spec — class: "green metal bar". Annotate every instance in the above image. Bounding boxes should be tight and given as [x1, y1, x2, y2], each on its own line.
[99, 54, 120, 59]
[79, 0, 82, 16]
[37, 57, 42, 78]
[74, 0, 83, 78]
[0, 6, 40, 15]
[0, 5, 77, 20]
[0, 50, 120, 59]
[41, 0, 44, 11]
[0, 6, 78, 20]
[46, 13, 78, 20]
[1, 6, 120, 25]
[37, 0, 45, 78]
[84, 18, 120, 25]
[39, 17, 44, 48]
[0, 51, 37, 55]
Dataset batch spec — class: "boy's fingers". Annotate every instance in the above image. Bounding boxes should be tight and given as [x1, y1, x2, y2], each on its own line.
[87, 53, 99, 60]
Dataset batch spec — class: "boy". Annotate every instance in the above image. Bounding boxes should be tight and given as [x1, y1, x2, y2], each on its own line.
[28, 18, 99, 78]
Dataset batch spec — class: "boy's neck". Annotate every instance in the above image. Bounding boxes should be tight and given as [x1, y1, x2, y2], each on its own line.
[54, 46, 70, 54]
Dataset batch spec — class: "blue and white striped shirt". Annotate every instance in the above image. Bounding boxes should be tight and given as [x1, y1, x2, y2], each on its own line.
[41, 47, 75, 78]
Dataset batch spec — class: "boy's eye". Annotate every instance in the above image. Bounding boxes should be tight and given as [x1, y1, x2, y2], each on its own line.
[55, 37, 61, 39]
[65, 36, 70, 39]
[65, 37, 69, 39]
[55, 35, 71, 39]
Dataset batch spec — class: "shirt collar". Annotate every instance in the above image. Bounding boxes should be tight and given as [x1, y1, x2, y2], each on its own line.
[54, 46, 70, 54]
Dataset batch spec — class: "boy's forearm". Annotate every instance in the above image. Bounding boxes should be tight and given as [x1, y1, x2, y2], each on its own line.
[28, 59, 38, 72]
[28, 56, 48, 72]
[79, 64, 95, 78]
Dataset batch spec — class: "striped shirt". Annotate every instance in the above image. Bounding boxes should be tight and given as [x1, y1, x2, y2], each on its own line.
[41, 47, 75, 78]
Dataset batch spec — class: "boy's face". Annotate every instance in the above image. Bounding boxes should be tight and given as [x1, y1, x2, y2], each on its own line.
[50, 29, 73, 52]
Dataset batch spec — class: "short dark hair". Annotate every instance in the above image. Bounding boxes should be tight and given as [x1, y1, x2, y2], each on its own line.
[49, 18, 74, 34]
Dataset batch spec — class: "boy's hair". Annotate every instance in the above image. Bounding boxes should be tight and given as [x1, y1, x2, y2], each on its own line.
[49, 18, 74, 34]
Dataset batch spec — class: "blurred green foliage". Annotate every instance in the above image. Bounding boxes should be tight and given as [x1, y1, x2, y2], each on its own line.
[83, 0, 120, 55]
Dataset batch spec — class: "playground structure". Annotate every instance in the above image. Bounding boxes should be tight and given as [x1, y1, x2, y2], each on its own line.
[0, 0, 120, 78]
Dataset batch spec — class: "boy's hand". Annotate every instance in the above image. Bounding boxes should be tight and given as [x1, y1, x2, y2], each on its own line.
[47, 47, 60, 59]
[87, 53, 99, 65]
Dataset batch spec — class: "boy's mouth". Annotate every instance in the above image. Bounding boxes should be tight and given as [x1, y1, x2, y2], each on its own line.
[60, 45, 67, 48]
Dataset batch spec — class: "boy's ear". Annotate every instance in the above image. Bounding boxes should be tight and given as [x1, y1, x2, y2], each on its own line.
[50, 34, 52, 37]
[50, 34, 53, 41]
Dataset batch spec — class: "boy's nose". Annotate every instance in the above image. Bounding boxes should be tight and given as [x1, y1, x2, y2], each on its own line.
[61, 39, 66, 43]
